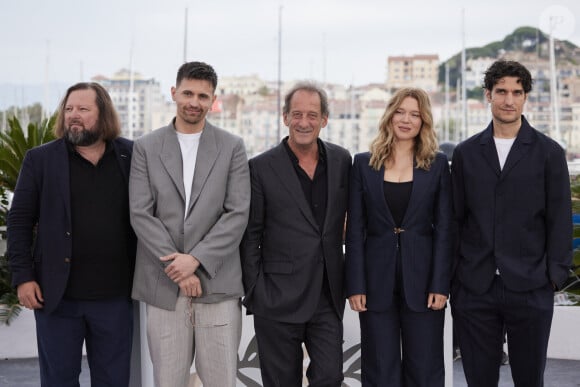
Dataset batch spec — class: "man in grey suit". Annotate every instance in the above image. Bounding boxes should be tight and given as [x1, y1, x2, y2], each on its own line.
[241, 82, 351, 386]
[130, 61, 250, 387]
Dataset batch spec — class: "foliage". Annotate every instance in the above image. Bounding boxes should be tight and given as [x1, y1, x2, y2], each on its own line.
[466, 87, 485, 100]
[0, 114, 56, 325]
[0, 114, 56, 194]
[1, 103, 45, 129]
[565, 176, 580, 303]
[571, 175, 580, 214]
[0, 268, 21, 326]
[257, 86, 270, 97]
[0, 186, 8, 228]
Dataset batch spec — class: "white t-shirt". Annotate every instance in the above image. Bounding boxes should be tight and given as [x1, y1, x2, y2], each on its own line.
[494, 137, 516, 170]
[177, 131, 202, 216]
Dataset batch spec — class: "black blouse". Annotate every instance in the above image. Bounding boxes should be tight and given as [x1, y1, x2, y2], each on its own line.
[383, 181, 413, 227]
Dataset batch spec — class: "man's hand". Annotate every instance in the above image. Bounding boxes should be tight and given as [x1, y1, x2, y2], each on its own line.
[348, 294, 367, 312]
[178, 274, 203, 297]
[427, 293, 448, 310]
[17, 281, 44, 309]
[161, 253, 201, 283]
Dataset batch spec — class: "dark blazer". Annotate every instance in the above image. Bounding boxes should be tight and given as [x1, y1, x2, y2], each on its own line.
[345, 152, 453, 312]
[240, 139, 351, 324]
[7, 137, 134, 314]
[451, 116, 572, 295]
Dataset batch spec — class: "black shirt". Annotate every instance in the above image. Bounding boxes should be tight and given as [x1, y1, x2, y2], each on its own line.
[283, 137, 328, 231]
[383, 181, 413, 227]
[65, 141, 133, 300]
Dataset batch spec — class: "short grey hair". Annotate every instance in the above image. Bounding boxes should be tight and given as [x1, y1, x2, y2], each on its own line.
[282, 81, 329, 117]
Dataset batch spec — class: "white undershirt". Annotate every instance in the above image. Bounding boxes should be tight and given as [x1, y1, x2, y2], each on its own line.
[494, 137, 516, 170]
[177, 131, 202, 216]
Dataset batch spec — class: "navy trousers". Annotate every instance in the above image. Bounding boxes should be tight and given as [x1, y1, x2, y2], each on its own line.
[359, 300, 445, 387]
[451, 275, 554, 387]
[34, 298, 133, 387]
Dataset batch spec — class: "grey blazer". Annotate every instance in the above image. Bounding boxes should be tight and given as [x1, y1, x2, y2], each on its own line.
[130, 120, 250, 310]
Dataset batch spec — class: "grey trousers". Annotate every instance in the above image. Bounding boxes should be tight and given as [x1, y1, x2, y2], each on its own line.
[146, 296, 242, 387]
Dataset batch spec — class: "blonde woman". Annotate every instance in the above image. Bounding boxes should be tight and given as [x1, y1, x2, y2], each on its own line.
[345, 88, 453, 386]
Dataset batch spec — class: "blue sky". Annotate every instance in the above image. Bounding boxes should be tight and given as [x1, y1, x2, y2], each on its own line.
[1, 0, 579, 109]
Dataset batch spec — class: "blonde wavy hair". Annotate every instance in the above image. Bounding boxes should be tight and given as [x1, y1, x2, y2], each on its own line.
[369, 87, 438, 171]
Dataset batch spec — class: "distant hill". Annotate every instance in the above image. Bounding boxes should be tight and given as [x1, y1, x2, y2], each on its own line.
[439, 26, 580, 87]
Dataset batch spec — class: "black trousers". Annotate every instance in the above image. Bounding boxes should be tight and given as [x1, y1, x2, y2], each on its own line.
[451, 275, 554, 387]
[253, 287, 343, 387]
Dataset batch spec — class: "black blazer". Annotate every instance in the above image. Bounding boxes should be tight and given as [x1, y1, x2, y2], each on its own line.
[7, 137, 135, 314]
[451, 116, 572, 295]
[240, 139, 351, 324]
[345, 152, 453, 312]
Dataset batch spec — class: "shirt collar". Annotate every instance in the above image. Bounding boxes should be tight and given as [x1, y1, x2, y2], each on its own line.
[66, 139, 113, 156]
[282, 137, 327, 165]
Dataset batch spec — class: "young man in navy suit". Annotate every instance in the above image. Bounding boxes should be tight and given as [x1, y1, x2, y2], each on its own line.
[451, 60, 572, 387]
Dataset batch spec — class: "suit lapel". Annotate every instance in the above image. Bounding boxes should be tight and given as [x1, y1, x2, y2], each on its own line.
[479, 125, 501, 176]
[54, 140, 72, 222]
[160, 126, 186, 203]
[368, 165, 396, 226]
[188, 122, 219, 215]
[501, 118, 534, 178]
[323, 143, 337, 232]
[269, 143, 319, 232]
[401, 163, 428, 225]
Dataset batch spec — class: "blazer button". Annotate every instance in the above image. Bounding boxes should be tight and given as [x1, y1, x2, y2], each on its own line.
[64, 257, 71, 263]
[65, 232, 71, 236]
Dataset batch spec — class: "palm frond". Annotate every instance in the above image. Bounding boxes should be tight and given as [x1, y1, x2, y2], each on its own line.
[0, 292, 22, 326]
[0, 114, 56, 325]
[4, 117, 28, 161]
[39, 115, 57, 144]
[0, 114, 56, 192]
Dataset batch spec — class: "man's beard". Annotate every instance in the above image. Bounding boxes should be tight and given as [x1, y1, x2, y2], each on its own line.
[65, 126, 102, 146]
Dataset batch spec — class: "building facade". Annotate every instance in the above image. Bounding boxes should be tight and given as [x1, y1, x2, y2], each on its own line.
[386, 54, 439, 92]
[93, 69, 165, 139]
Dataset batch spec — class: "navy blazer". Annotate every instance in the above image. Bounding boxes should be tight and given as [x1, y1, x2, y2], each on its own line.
[451, 116, 572, 295]
[7, 137, 134, 314]
[345, 152, 453, 312]
[240, 140, 351, 324]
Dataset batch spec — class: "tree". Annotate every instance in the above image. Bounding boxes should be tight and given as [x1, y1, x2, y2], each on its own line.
[467, 87, 485, 100]
[257, 86, 270, 96]
[0, 114, 56, 325]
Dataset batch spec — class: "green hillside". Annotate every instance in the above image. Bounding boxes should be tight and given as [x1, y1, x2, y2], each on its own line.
[439, 26, 580, 87]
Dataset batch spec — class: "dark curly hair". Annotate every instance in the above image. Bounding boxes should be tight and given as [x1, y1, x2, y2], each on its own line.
[483, 60, 533, 93]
